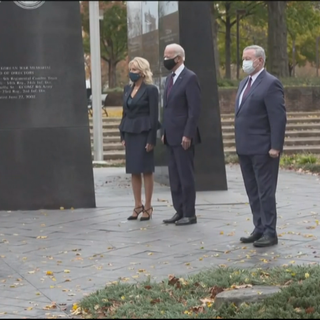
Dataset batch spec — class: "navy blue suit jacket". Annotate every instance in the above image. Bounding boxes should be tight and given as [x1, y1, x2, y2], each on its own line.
[119, 82, 159, 145]
[162, 67, 201, 146]
[234, 70, 287, 155]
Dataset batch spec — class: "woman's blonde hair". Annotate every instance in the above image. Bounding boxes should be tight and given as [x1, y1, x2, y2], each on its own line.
[128, 57, 153, 85]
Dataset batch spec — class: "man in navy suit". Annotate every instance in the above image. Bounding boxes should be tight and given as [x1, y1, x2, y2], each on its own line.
[161, 43, 201, 226]
[235, 45, 287, 247]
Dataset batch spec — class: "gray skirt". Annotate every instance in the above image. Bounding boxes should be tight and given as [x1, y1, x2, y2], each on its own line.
[124, 131, 155, 174]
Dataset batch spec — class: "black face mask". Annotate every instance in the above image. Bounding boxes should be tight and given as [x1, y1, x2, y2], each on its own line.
[163, 57, 178, 71]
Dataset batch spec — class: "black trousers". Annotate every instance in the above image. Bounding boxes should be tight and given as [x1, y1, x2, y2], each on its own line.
[238, 154, 280, 236]
[167, 145, 196, 218]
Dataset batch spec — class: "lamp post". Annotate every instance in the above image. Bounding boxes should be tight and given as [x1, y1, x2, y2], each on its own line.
[89, 1, 103, 162]
[236, 9, 246, 80]
[316, 36, 320, 77]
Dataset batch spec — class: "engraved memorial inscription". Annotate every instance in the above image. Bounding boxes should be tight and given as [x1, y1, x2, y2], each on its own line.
[0, 65, 57, 100]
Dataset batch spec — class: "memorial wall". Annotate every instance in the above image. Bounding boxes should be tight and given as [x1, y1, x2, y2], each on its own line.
[0, 1, 96, 210]
[127, 1, 227, 191]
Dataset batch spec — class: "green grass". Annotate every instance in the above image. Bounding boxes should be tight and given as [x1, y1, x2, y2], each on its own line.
[280, 154, 320, 173]
[74, 265, 320, 319]
[225, 153, 320, 174]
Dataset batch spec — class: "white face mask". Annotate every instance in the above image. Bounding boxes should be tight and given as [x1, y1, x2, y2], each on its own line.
[242, 59, 257, 74]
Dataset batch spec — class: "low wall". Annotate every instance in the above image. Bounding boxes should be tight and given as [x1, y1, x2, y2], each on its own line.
[219, 86, 320, 114]
[105, 86, 320, 113]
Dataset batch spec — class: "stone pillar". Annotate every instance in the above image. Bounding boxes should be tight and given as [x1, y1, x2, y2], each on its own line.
[0, 1, 96, 210]
[127, 1, 227, 191]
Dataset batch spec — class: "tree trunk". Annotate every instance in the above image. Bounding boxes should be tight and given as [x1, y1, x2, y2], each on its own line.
[292, 39, 296, 77]
[224, 2, 232, 79]
[267, 1, 289, 77]
[288, 64, 293, 77]
[211, 4, 221, 79]
[108, 61, 117, 88]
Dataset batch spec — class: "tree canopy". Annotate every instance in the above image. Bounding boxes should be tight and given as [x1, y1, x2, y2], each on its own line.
[81, 1, 127, 88]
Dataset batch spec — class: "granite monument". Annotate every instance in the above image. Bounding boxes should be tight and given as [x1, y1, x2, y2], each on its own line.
[0, 1, 96, 210]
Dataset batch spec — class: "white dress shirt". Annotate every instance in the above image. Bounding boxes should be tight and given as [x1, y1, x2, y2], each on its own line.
[239, 68, 265, 106]
[172, 64, 185, 84]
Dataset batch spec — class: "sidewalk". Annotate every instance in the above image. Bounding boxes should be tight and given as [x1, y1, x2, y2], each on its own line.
[1, 165, 319, 318]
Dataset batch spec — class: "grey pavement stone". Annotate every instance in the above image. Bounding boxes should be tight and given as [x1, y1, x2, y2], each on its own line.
[214, 285, 282, 309]
[0, 165, 319, 318]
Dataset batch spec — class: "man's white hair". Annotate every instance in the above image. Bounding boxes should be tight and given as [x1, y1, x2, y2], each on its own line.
[243, 45, 266, 64]
[165, 43, 185, 61]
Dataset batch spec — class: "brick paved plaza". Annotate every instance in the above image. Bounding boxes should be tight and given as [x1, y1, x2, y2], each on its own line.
[1, 165, 319, 318]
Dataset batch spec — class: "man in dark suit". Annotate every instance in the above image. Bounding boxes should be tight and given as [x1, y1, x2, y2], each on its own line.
[235, 45, 287, 247]
[161, 43, 201, 226]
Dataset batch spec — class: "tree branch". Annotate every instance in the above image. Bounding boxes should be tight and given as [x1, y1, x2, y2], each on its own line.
[218, 16, 226, 25]
[101, 56, 110, 63]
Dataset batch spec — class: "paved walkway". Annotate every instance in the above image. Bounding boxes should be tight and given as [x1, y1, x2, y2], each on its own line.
[1, 165, 320, 318]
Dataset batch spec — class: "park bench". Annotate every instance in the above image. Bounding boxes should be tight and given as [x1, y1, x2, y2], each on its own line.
[87, 88, 108, 117]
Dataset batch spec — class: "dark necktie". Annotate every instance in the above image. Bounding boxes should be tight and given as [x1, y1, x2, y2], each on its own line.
[166, 73, 176, 97]
[242, 76, 252, 100]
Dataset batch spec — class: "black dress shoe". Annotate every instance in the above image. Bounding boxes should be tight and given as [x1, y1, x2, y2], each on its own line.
[175, 216, 197, 226]
[253, 235, 278, 247]
[163, 213, 182, 224]
[240, 233, 263, 243]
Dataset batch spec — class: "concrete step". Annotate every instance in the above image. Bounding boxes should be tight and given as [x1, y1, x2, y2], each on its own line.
[92, 150, 125, 160]
[90, 129, 120, 137]
[94, 143, 124, 152]
[223, 130, 320, 139]
[222, 123, 320, 133]
[89, 115, 320, 127]
[89, 123, 120, 130]
[91, 137, 320, 151]
[223, 137, 320, 148]
[221, 112, 320, 118]
[93, 125, 320, 137]
[89, 118, 320, 131]
[89, 117, 122, 123]
[91, 136, 120, 143]
[220, 117, 320, 126]
[96, 145, 320, 159]
[224, 145, 320, 155]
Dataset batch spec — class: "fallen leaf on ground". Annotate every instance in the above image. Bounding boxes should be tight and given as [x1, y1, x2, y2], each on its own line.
[200, 298, 215, 307]
[231, 284, 252, 289]
[284, 280, 293, 286]
[43, 302, 57, 310]
[191, 305, 205, 313]
[150, 298, 161, 305]
[306, 307, 315, 314]
[209, 285, 224, 298]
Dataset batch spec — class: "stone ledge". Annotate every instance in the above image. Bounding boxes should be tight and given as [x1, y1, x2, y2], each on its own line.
[214, 285, 282, 309]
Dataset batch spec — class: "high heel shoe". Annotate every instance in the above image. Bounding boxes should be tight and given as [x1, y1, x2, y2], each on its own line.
[140, 207, 153, 221]
[127, 205, 144, 220]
